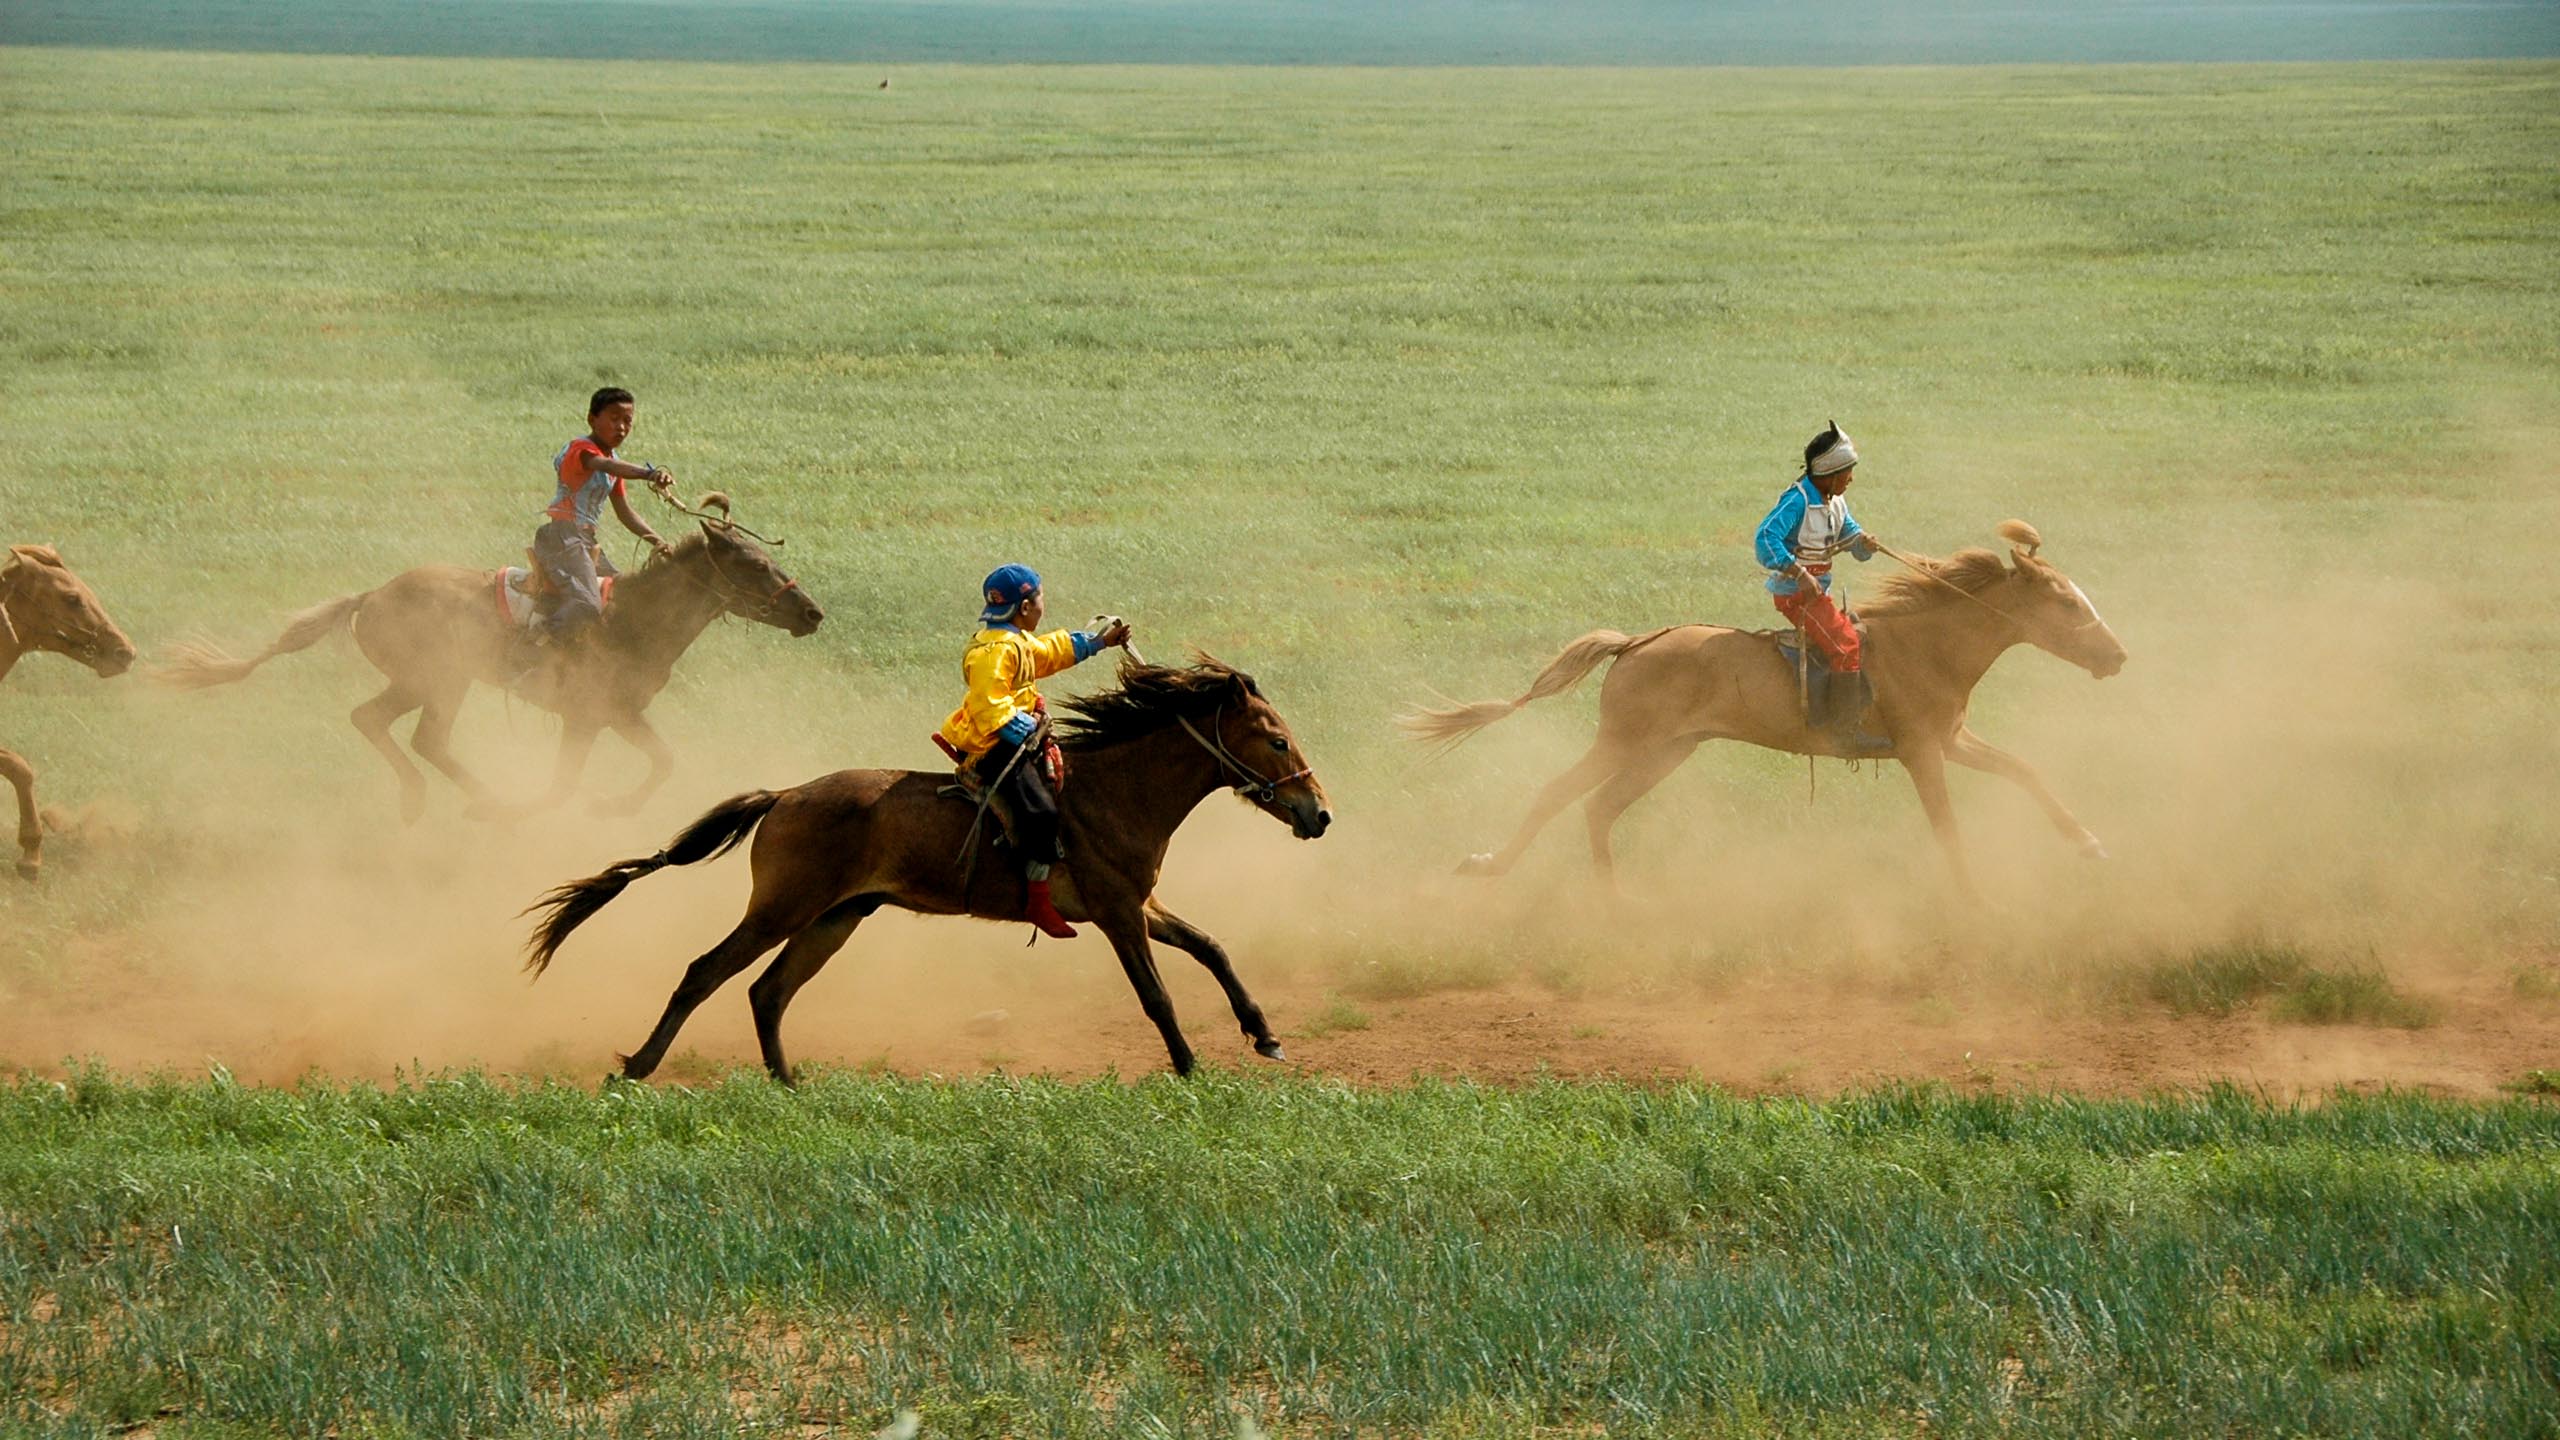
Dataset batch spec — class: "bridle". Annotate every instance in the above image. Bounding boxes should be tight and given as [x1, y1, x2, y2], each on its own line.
[653, 534, 802, 622]
[1176, 704, 1315, 807]
[641, 485, 802, 622]
[1868, 540, 2110, 643]
[698, 541, 804, 621]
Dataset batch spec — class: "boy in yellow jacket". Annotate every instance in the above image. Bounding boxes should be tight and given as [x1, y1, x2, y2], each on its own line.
[939, 564, 1132, 938]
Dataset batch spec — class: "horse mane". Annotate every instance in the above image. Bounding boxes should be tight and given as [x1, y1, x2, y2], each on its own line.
[1053, 655, 1259, 752]
[1856, 547, 2014, 616]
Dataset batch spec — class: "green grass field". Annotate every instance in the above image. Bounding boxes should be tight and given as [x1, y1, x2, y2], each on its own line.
[5, 43, 2560, 1435]
[4, 51, 2557, 967]
[5, 1072, 2556, 1437]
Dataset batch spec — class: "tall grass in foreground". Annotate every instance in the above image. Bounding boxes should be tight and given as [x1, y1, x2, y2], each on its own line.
[3, 1072, 2554, 1437]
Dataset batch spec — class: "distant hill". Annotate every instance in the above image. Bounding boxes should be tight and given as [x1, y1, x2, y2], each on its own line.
[4, 0, 2556, 65]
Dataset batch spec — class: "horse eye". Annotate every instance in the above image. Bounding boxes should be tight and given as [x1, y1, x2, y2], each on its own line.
[1269, 737, 1289, 753]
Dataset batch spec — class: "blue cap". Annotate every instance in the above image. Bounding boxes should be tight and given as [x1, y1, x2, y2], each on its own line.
[979, 564, 1042, 624]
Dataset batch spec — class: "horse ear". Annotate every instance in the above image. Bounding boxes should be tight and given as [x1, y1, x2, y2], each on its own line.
[1995, 518, 2042, 567]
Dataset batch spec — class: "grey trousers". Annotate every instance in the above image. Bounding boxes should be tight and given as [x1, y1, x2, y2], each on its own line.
[532, 521, 618, 639]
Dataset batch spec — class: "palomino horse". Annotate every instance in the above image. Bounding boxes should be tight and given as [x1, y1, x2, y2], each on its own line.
[1402, 521, 2126, 896]
[1, 545, 138, 878]
[156, 505, 822, 821]
[524, 658, 1332, 1084]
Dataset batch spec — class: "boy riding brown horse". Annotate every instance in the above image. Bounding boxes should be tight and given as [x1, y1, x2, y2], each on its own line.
[157, 500, 821, 822]
[524, 657, 1331, 1084]
[936, 564, 1132, 938]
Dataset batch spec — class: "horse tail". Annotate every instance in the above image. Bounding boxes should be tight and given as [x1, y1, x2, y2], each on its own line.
[521, 789, 781, 976]
[1397, 628, 1663, 750]
[153, 592, 367, 690]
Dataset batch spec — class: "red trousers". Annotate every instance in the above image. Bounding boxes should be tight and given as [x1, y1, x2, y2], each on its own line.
[1775, 586, 1861, 673]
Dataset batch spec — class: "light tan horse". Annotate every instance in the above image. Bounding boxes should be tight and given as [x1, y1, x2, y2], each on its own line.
[1401, 521, 2126, 896]
[156, 508, 822, 822]
[1, 545, 138, 878]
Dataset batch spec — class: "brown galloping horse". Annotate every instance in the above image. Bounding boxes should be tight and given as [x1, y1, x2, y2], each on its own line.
[156, 508, 822, 821]
[523, 658, 1332, 1084]
[1, 545, 138, 878]
[1402, 521, 2127, 896]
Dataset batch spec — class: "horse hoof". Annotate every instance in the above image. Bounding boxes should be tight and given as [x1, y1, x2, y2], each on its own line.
[1455, 852, 1499, 877]
[1255, 1039, 1287, 1061]
[2079, 837, 2111, 861]
[400, 793, 427, 826]
[13, 859, 37, 882]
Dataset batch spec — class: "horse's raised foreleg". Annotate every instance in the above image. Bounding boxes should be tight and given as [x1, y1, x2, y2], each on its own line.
[1, 745, 40, 880]
[591, 715, 674, 819]
[1944, 726, 2106, 859]
[1458, 742, 1624, 877]
[619, 912, 796, 1081]
[747, 896, 882, 1086]
[1583, 738, 1700, 887]
[1145, 900, 1283, 1060]
[1899, 743, 1981, 901]
[1102, 907, 1196, 1076]
[351, 686, 430, 824]
[408, 685, 495, 809]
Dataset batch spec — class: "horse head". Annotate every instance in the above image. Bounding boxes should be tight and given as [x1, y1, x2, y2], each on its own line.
[1059, 656, 1334, 840]
[1194, 658, 1332, 840]
[676, 494, 824, 638]
[1993, 521, 2126, 679]
[2, 545, 136, 677]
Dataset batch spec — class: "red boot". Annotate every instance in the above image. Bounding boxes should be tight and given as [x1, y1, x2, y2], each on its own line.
[1024, 877, 1077, 940]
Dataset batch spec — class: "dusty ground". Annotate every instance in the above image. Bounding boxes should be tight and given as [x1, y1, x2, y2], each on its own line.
[6, 899, 2553, 1097]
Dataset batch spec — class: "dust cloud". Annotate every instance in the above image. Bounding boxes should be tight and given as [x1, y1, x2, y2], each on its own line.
[4, 468, 2557, 1096]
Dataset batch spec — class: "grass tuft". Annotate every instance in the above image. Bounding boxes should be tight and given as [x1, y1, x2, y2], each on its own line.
[2142, 940, 2312, 1016]
[2271, 966, 2441, 1029]
[1299, 995, 1372, 1038]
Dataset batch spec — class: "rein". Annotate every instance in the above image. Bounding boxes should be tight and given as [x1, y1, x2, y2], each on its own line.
[1120, 639, 1315, 805]
[1177, 707, 1314, 805]
[649, 538, 802, 621]
[1865, 539, 2107, 638]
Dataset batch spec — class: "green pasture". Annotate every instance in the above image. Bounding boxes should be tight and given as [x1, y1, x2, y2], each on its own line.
[3, 49, 2559, 1437]
[4, 1071, 2556, 1437]
[4, 51, 2559, 992]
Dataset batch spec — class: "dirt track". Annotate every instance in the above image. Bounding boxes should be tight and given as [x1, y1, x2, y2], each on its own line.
[7, 901, 2553, 1097]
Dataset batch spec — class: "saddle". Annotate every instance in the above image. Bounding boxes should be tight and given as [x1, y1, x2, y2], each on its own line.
[491, 563, 616, 632]
[932, 717, 1068, 854]
[1772, 622, 1890, 754]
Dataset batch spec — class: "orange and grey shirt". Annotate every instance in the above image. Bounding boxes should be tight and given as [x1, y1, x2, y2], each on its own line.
[546, 437, 626, 531]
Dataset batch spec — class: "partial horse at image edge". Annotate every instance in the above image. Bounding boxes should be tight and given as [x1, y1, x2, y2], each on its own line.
[521, 656, 1333, 1084]
[1402, 520, 2127, 896]
[1, 545, 138, 879]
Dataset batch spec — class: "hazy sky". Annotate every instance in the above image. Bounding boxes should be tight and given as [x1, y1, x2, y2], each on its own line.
[5, 0, 2556, 65]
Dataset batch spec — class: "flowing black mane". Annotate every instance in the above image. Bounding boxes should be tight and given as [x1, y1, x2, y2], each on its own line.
[1053, 657, 1259, 752]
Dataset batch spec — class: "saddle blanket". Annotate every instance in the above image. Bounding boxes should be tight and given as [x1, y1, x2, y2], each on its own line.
[1774, 620, 1868, 674]
[492, 566, 614, 630]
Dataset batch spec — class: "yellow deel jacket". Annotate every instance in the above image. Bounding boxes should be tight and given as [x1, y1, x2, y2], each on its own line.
[938, 625, 1091, 756]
